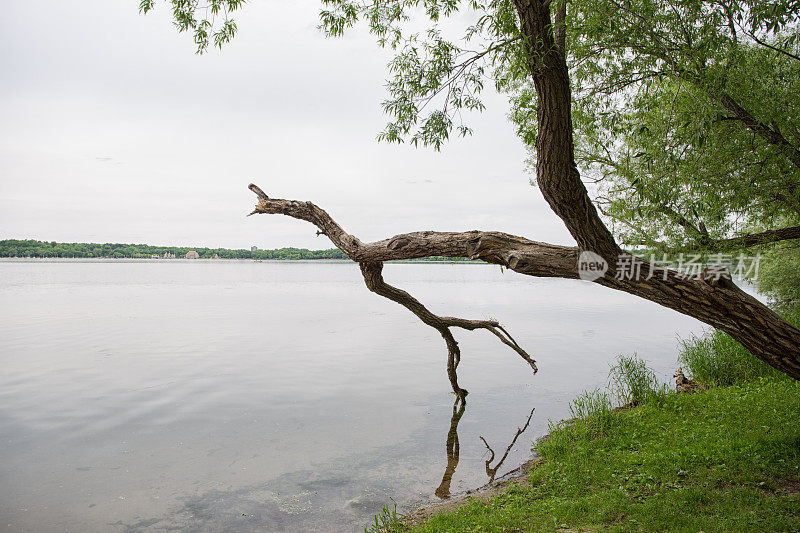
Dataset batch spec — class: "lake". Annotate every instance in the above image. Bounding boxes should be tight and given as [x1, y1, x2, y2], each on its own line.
[0, 259, 708, 532]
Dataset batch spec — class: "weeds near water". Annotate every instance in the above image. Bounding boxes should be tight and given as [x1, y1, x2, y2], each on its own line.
[538, 389, 615, 456]
[679, 305, 798, 386]
[365, 498, 406, 533]
[609, 354, 669, 406]
[679, 330, 785, 386]
[540, 355, 665, 455]
[569, 388, 614, 433]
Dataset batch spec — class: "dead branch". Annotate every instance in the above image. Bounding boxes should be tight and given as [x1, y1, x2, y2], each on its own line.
[249, 184, 542, 399]
[247, 184, 800, 383]
[248, 184, 579, 275]
[360, 262, 537, 398]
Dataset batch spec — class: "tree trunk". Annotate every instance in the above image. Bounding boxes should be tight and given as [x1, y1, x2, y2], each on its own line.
[512, 0, 800, 378]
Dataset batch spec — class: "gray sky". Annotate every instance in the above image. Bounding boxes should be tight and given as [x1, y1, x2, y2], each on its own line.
[0, 0, 574, 250]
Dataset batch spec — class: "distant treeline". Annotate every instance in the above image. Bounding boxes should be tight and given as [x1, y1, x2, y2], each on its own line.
[0, 239, 347, 260]
[0, 239, 468, 262]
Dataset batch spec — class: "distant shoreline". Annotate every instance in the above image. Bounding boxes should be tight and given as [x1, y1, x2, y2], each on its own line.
[0, 239, 472, 262]
[0, 257, 478, 264]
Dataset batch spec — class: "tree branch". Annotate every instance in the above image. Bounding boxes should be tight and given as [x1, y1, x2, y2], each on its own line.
[249, 183, 580, 275]
[248, 183, 800, 382]
[250, 184, 539, 399]
[748, 32, 800, 64]
[669, 225, 800, 252]
[360, 261, 537, 398]
[713, 91, 800, 170]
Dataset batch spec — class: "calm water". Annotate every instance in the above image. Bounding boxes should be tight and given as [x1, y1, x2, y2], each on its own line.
[0, 259, 708, 532]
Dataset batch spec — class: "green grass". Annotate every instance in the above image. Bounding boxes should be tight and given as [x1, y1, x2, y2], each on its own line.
[609, 354, 670, 406]
[366, 499, 404, 533]
[679, 308, 799, 387]
[678, 332, 786, 386]
[567, 388, 615, 434]
[404, 377, 800, 532]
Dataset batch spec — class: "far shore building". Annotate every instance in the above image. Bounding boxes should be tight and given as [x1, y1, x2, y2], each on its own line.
[185, 250, 200, 259]
[251, 246, 258, 252]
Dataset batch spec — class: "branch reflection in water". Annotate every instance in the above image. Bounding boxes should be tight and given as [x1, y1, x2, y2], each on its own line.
[434, 398, 466, 499]
[434, 399, 536, 498]
[480, 407, 536, 483]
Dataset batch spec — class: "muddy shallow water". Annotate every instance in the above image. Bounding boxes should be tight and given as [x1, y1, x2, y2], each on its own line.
[0, 259, 707, 531]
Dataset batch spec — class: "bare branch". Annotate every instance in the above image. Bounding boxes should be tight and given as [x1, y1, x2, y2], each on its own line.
[248, 183, 269, 201]
[361, 261, 537, 398]
[247, 183, 800, 382]
[250, 184, 540, 398]
[249, 185, 580, 275]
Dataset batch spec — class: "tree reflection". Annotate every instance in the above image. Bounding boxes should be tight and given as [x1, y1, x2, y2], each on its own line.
[434, 400, 536, 498]
[479, 407, 535, 483]
[434, 397, 466, 499]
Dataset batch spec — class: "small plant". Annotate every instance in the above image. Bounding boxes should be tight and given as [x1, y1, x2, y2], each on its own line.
[569, 388, 614, 433]
[365, 498, 406, 533]
[536, 419, 576, 458]
[609, 354, 668, 406]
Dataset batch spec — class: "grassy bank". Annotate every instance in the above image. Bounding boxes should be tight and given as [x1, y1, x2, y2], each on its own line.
[407, 377, 799, 532]
[380, 326, 800, 532]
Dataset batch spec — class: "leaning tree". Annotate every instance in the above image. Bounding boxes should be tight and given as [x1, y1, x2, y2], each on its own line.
[142, 0, 800, 397]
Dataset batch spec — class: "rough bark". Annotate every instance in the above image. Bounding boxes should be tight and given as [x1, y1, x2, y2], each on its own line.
[513, 0, 621, 262]
[509, 0, 800, 379]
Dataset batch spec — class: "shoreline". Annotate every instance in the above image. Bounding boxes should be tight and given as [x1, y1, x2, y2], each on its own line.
[0, 257, 479, 264]
[399, 376, 800, 531]
[407, 457, 540, 526]
[406, 422, 567, 526]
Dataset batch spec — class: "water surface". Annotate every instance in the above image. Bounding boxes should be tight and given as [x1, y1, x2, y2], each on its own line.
[0, 259, 707, 531]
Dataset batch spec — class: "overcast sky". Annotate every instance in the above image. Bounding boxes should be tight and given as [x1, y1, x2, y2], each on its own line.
[0, 0, 574, 250]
